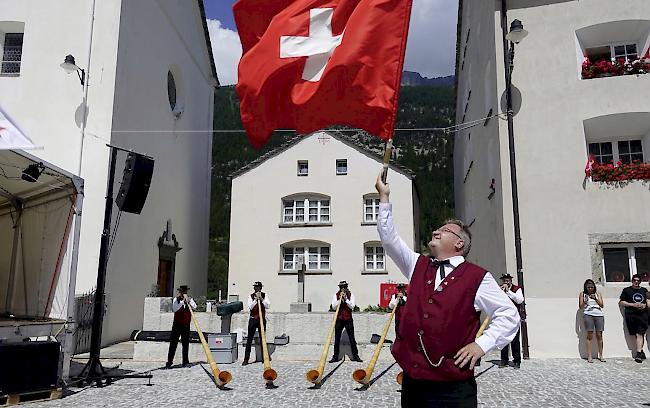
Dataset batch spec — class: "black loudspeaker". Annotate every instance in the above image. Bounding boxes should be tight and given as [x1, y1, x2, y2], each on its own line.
[0, 341, 60, 393]
[115, 153, 154, 214]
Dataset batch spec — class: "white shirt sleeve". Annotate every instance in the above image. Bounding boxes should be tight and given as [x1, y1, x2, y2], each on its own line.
[247, 295, 255, 311]
[262, 294, 271, 309]
[331, 293, 339, 310]
[474, 273, 521, 353]
[377, 203, 419, 280]
[388, 294, 397, 309]
[507, 288, 524, 305]
[346, 292, 355, 309]
[172, 297, 182, 312]
[188, 297, 197, 310]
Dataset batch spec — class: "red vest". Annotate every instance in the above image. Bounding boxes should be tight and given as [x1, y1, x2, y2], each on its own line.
[392, 256, 485, 381]
[336, 291, 353, 321]
[250, 292, 267, 320]
[173, 300, 191, 327]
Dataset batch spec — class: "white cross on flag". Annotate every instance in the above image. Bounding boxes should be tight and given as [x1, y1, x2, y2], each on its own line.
[0, 105, 36, 150]
[234, 0, 413, 148]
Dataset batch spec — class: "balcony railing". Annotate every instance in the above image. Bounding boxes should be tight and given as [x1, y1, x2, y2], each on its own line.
[581, 52, 650, 80]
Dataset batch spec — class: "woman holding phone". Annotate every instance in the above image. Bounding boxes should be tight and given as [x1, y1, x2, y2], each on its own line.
[579, 279, 605, 362]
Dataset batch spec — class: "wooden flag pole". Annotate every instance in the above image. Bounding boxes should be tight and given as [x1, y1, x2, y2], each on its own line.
[381, 139, 394, 183]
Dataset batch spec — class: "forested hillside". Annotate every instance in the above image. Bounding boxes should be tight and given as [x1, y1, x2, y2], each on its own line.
[208, 84, 455, 299]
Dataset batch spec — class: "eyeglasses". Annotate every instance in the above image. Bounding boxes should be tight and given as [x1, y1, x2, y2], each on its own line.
[433, 227, 463, 240]
[632, 279, 641, 282]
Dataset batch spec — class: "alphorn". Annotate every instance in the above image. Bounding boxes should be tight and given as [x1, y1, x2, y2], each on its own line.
[352, 304, 398, 384]
[396, 316, 490, 385]
[305, 296, 343, 384]
[257, 298, 278, 382]
[187, 299, 232, 387]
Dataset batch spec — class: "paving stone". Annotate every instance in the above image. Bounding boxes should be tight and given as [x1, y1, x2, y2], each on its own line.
[28, 351, 650, 407]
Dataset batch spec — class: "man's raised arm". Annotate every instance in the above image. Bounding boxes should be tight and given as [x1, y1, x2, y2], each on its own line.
[375, 171, 418, 280]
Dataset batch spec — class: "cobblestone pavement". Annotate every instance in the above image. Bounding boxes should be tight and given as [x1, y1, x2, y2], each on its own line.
[30, 354, 650, 408]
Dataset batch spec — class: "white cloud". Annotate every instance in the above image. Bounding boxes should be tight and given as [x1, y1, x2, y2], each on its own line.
[207, 19, 242, 86]
[206, 1, 458, 84]
[404, 0, 458, 78]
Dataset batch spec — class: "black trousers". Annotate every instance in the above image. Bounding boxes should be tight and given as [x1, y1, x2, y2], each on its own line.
[333, 319, 359, 358]
[500, 328, 521, 364]
[167, 321, 190, 365]
[402, 374, 477, 407]
[244, 318, 265, 361]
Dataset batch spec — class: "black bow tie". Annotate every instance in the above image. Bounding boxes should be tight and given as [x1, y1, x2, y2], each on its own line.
[431, 259, 451, 268]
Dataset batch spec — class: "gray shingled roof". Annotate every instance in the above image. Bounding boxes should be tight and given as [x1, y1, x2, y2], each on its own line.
[230, 130, 416, 180]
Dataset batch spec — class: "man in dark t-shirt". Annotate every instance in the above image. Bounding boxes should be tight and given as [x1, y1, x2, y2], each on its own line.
[619, 274, 650, 363]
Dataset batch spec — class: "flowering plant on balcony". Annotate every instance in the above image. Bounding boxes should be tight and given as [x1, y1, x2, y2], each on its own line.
[582, 50, 650, 79]
[585, 155, 650, 183]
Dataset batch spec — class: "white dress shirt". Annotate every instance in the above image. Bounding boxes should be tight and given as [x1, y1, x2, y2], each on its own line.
[505, 286, 524, 305]
[172, 296, 197, 312]
[377, 202, 520, 353]
[247, 293, 271, 310]
[331, 291, 355, 309]
[388, 294, 407, 309]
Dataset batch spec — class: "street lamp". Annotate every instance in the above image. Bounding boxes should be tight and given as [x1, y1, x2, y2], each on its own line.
[501, 14, 530, 359]
[60, 54, 86, 86]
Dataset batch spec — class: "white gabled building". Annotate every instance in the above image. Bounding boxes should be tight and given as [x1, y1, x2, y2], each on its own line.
[228, 131, 419, 312]
[0, 0, 218, 346]
[455, 0, 650, 357]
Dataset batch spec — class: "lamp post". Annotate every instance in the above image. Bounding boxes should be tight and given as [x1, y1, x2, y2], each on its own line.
[501, 11, 530, 359]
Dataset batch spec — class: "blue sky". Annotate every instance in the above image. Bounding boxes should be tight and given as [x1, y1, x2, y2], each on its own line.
[203, 0, 458, 86]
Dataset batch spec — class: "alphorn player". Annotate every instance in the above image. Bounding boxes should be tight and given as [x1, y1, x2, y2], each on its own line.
[165, 285, 197, 369]
[329, 281, 363, 363]
[242, 281, 270, 366]
[375, 172, 520, 407]
[388, 283, 408, 337]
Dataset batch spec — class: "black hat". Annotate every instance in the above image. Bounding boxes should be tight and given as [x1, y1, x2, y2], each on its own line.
[500, 274, 514, 280]
[177, 285, 190, 293]
[253, 281, 263, 287]
[338, 280, 348, 287]
[396, 283, 407, 289]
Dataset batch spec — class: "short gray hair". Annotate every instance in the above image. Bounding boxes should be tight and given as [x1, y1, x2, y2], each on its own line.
[444, 219, 472, 256]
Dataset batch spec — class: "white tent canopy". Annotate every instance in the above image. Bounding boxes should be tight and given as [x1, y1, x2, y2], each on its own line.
[0, 150, 82, 324]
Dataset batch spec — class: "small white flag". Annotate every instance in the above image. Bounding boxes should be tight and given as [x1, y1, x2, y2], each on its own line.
[0, 105, 36, 150]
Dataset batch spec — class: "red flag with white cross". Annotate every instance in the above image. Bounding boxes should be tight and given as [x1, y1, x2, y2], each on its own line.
[233, 0, 413, 148]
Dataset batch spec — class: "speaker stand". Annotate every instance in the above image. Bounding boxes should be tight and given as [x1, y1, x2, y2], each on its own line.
[71, 145, 152, 388]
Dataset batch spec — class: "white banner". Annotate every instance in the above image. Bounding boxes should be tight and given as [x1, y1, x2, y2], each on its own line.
[0, 105, 36, 150]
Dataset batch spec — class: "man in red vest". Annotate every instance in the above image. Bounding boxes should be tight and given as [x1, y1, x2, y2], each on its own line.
[165, 285, 197, 369]
[388, 283, 408, 336]
[242, 281, 271, 366]
[499, 273, 525, 369]
[329, 281, 363, 363]
[375, 172, 520, 407]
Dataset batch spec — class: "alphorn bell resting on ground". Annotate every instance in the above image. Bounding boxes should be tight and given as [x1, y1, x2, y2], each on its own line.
[243, 281, 270, 366]
[375, 171, 520, 407]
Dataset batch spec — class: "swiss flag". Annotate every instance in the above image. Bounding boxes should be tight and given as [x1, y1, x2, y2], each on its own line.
[234, 0, 413, 148]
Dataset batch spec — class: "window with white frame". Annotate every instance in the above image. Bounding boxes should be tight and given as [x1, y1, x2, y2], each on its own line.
[602, 244, 650, 283]
[283, 196, 330, 224]
[364, 243, 385, 271]
[363, 195, 380, 223]
[1, 32, 24, 75]
[282, 245, 330, 270]
[297, 160, 308, 176]
[336, 159, 347, 175]
[584, 43, 639, 62]
[588, 139, 643, 165]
